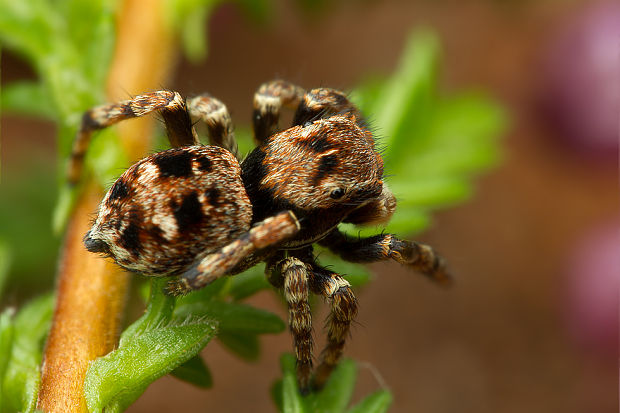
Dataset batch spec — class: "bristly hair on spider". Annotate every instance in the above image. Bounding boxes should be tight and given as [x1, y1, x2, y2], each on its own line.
[68, 79, 452, 393]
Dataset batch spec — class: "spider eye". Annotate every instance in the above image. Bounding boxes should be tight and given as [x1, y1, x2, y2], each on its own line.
[330, 188, 345, 199]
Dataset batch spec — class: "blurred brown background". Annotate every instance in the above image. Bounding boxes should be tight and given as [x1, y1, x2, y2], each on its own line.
[2, 0, 617, 412]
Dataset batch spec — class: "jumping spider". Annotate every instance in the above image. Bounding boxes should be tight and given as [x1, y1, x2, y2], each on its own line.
[68, 80, 452, 392]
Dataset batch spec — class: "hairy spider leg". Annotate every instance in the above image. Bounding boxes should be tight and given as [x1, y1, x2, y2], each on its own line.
[278, 257, 315, 393]
[252, 80, 306, 143]
[307, 263, 358, 391]
[253, 80, 371, 148]
[266, 247, 358, 393]
[187, 94, 241, 161]
[68, 90, 198, 185]
[292, 88, 367, 131]
[167, 211, 301, 295]
[320, 230, 453, 286]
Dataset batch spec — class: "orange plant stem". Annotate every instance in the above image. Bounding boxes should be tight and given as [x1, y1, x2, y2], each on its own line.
[37, 1, 177, 411]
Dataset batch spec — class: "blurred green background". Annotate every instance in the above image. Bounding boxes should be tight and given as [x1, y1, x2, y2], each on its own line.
[1, 0, 617, 412]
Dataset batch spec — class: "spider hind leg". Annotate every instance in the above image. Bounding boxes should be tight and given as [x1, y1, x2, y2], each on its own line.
[68, 90, 198, 185]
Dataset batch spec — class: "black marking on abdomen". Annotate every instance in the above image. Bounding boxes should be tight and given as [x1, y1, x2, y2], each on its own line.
[172, 191, 204, 232]
[205, 187, 220, 207]
[107, 179, 130, 204]
[195, 156, 212, 172]
[149, 224, 168, 244]
[120, 216, 142, 258]
[153, 149, 193, 178]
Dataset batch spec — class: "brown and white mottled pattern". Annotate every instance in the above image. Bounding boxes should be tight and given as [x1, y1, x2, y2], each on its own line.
[260, 116, 383, 210]
[84, 146, 252, 276]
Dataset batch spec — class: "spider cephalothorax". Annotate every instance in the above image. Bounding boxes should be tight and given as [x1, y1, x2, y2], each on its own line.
[69, 80, 452, 392]
[242, 114, 386, 247]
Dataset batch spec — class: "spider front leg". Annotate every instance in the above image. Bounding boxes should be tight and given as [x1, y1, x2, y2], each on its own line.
[253, 80, 306, 143]
[320, 230, 453, 286]
[267, 249, 358, 392]
[187, 94, 240, 161]
[292, 87, 366, 130]
[167, 211, 300, 295]
[68, 90, 198, 184]
[267, 256, 315, 393]
[253, 80, 368, 144]
[307, 263, 358, 390]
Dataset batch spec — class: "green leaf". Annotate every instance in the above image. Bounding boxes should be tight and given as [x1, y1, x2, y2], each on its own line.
[273, 354, 392, 413]
[0, 240, 11, 299]
[0, 308, 16, 394]
[58, 0, 117, 86]
[12, 293, 54, 344]
[0, 293, 54, 413]
[306, 359, 357, 413]
[85, 318, 217, 412]
[282, 373, 305, 413]
[369, 29, 439, 158]
[52, 183, 80, 235]
[170, 354, 213, 388]
[0, 0, 120, 232]
[120, 278, 175, 345]
[218, 330, 260, 361]
[1, 81, 56, 119]
[165, 0, 226, 62]
[272, 378, 285, 412]
[175, 300, 285, 334]
[346, 390, 392, 413]
[234, 0, 272, 22]
[86, 128, 130, 192]
[0, 0, 56, 60]
[277, 354, 305, 413]
[348, 29, 505, 238]
[390, 178, 471, 208]
[174, 276, 228, 307]
[227, 266, 271, 301]
[233, 126, 257, 157]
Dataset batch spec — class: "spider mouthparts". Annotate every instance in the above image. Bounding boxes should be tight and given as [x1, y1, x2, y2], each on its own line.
[83, 231, 110, 254]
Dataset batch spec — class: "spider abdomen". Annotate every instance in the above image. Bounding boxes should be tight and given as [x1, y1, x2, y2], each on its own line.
[84, 145, 252, 276]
